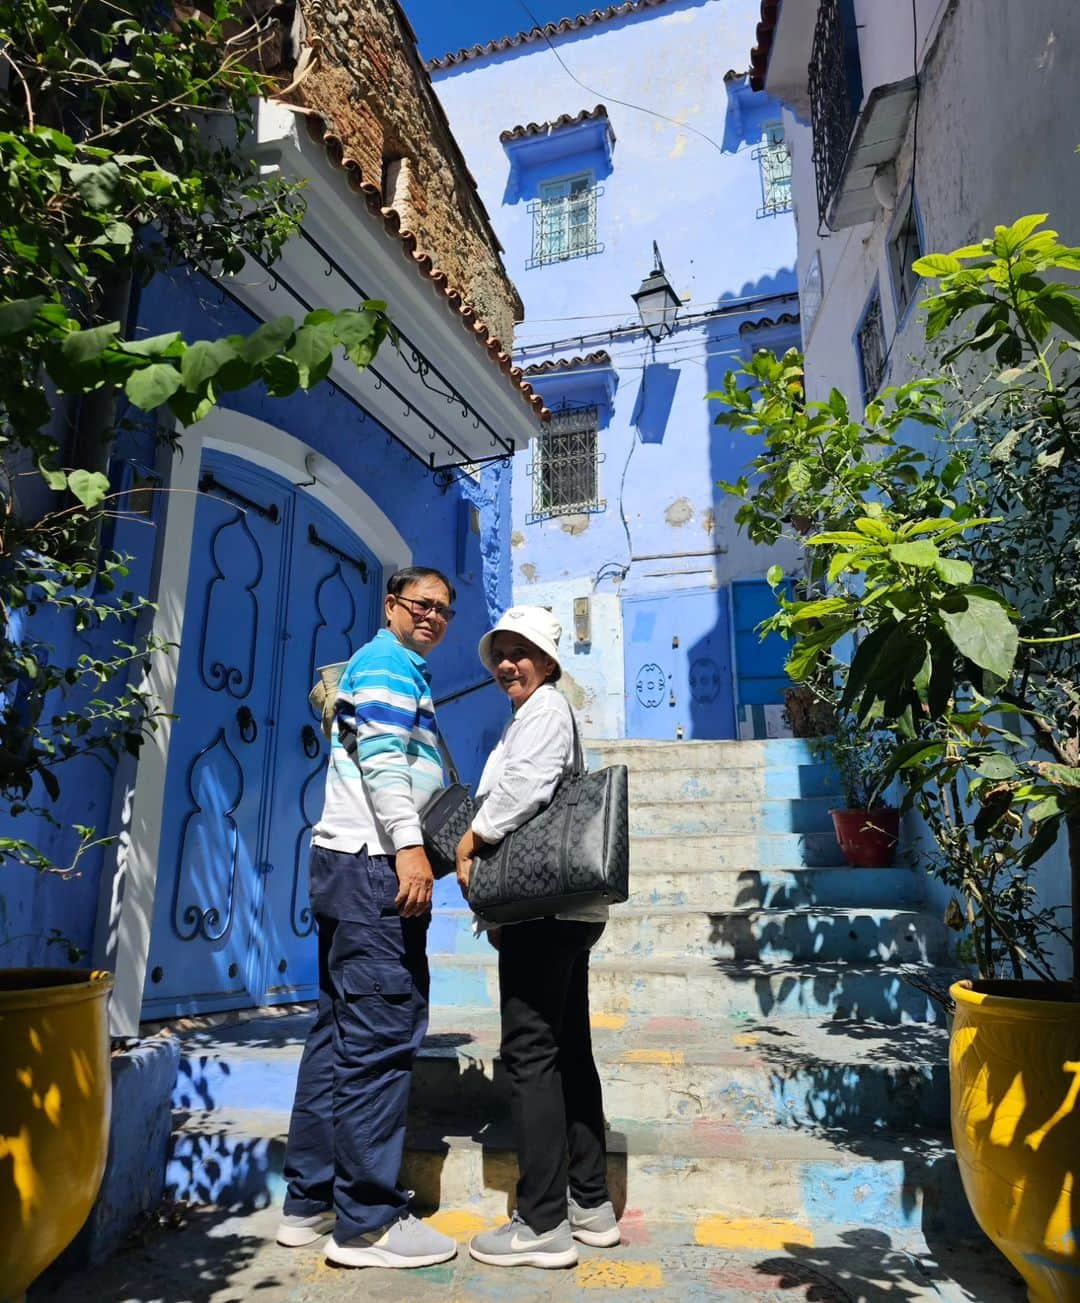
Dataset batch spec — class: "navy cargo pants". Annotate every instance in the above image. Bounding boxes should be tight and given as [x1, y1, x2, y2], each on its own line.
[281, 845, 429, 1243]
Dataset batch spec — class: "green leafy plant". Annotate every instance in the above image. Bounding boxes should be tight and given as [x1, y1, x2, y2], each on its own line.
[0, 1, 393, 884]
[715, 210, 1080, 993]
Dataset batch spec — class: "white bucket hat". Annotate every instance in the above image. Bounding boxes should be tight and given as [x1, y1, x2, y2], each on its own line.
[478, 605, 562, 671]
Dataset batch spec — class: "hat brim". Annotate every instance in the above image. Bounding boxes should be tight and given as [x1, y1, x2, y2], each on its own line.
[478, 623, 561, 672]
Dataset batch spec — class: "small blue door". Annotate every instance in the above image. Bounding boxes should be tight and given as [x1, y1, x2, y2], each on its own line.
[142, 451, 380, 1017]
[622, 587, 736, 740]
[731, 577, 794, 737]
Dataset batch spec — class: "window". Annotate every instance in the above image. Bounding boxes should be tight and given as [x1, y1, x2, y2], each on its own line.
[527, 174, 602, 269]
[754, 122, 792, 218]
[856, 285, 887, 401]
[530, 405, 604, 521]
[801, 250, 823, 340]
[888, 195, 923, 320]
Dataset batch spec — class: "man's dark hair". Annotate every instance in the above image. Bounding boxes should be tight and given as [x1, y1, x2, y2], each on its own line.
[386, 566, 456, 604]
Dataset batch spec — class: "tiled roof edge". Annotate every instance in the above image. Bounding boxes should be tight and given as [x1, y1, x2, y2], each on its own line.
[500, 104, 609, 143]
[426, 0, 676, 71]
[305, 114, 550, 422]
[748, 0, 782, 92]
[522, 350, 612, 375]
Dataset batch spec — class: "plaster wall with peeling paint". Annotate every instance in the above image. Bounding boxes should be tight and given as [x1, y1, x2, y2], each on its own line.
[431, 0, 801, 737]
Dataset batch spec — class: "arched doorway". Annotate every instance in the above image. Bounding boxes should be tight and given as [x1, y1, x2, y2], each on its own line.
[141, 449, 381, 1016]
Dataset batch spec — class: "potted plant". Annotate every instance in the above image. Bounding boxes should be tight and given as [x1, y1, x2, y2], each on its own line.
[714, 208, 1080, 1302]
[818, 711, 900, 868]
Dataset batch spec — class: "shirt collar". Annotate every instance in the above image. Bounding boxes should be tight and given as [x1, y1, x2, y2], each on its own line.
[375, 627, 431, 680]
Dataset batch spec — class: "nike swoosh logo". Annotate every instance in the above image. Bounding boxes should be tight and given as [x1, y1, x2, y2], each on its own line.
[509, 1232, 547, 1251]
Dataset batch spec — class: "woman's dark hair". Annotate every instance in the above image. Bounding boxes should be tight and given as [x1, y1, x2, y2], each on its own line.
[386, 566, 456, 604]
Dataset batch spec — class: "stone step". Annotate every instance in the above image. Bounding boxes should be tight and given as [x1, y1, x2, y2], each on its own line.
[629, 830, 843, 868]
[38, 1199, 1021, 1303]
[628, 864, 924, 910]
[171, 1010, 950, 1134]
[625, 764, 843, 804]
[629, 796, 837, 837]
[166, 1106, 970, 1236]
[429, 907, 952, 965]
[429, 953, 955, 1024]
[585, 737, 822, 772]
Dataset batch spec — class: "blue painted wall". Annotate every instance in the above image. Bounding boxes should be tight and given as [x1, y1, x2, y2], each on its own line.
[431, 0, 803, 738]
[1, 262, 513, 970]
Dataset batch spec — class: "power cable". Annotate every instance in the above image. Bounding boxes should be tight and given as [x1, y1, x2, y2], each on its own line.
[515, 0, 729, 156]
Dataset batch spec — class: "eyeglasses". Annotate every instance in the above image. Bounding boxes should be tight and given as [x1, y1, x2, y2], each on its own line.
[393, 593, 456, 623]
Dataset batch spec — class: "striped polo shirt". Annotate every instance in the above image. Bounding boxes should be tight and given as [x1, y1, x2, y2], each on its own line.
[312, 628, 444, 856]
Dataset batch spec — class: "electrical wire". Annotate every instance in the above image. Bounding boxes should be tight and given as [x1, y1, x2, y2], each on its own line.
[515, 0, 729, 156]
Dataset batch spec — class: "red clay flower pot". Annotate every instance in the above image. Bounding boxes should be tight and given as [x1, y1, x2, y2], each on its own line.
[830, 807, 900, 868]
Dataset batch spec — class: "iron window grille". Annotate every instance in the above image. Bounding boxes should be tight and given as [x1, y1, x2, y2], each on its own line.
[527, 175, 603, 269]
[808, 0, 862, 227]
[856, 286, 887, 401]
[888, 196, 924, 319]
[753, 123, 793, 218]
[528, 404, 606, 522]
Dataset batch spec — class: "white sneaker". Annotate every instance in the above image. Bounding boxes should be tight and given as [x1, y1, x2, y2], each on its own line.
[326, 1213, 457, 1268]
[276, 1209, 335, 1246]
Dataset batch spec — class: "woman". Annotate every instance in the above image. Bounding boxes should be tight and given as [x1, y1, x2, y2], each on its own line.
[455, 605, 618, 1270]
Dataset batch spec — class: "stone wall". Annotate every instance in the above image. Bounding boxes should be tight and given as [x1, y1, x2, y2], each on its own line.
[286, 0, 523, 344]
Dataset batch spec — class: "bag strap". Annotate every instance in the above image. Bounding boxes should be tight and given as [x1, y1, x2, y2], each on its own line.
[569, 705, 586, 777]
[436, 729, 462, 786]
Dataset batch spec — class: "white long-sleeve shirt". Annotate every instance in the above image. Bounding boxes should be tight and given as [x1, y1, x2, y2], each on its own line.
[472, 682, 608, 925]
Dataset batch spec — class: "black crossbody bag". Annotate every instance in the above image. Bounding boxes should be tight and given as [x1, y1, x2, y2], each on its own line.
[467, 711, 629, 925]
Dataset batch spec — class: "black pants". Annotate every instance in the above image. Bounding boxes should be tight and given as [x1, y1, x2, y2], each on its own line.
[498, 917, 609, 1233]
[282, 846, 429, 1242]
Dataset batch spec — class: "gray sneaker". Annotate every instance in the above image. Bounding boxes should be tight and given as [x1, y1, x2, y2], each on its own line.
[469, 1213, 578, 1268]
[276, 1209, 335, 1246]
[326, 1213, 457, 1268]
[568, 1194, 620, 1247]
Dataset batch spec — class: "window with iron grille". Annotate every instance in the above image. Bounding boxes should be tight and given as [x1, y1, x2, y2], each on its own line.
[807, 0, 862, 227]
[527, 174, 602, 269]
[856, 286, 887, 401]
[530, 405, 605, 521]
[888, 196, 923, 320]
[754, 122, 792, 218]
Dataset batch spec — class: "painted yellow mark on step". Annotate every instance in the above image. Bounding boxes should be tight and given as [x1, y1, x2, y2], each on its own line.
[577, 1259, 664, 1288]
[426, 1209, 495, 1242]
[591, 1012, 627, 1030]
[695, 1216, 815, 1251]
[733, 1033, 759, 1047]
[623, 1049, 684, 1066]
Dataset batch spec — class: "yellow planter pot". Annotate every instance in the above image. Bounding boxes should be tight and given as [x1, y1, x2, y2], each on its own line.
[0, 969, 113, 1299]
[950, 979, 1080, 1303]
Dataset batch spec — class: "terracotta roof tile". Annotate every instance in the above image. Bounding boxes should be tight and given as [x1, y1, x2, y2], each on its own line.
[303, 114, 549, 422]
[500, 104, 610, 143]
[748, 0, 782, 92]
[739, 311, 800, 334]
[522, 350, 612, 375]
[427, 0, 676, 71]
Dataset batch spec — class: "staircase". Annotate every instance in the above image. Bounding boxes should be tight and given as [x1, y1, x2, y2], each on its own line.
[165, 737, 1018, 1295]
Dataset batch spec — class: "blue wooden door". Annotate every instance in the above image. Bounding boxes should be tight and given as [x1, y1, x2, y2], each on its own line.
[142, 451, 380, 1017]
[731, 577, 793, 738]
[622, 587, 736, 740]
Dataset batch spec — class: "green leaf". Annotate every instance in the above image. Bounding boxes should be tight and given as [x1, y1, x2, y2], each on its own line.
[69, 161, 122, 210]
[125, 362, 182, 410]
[333, 309, 378, 347]
[1034, 763, 1080, 790]
[1039, 289, 1080, 340]
[887, 540, 940, 568]
[61, 321, 120, 367]
[67, 469, 111, 509]
[939, 593, 1019, 680]
[1027, 795, 1062, 823]
[117, 331, 182, 358]
[239, 315, 295, 365]
[0, 296, 45, 337]
[286, 322, 335, 389]
[976, 753, 1019, 781]
[181, 338, 239, 390]
[912, 253, 963, 277]
[766, 564, 783, 587]
[39, 464, 69, 492]
[934, 557, 973, 585]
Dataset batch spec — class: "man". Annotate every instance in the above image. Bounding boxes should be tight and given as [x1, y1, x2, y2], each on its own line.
[275, 566, 458, 1269]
